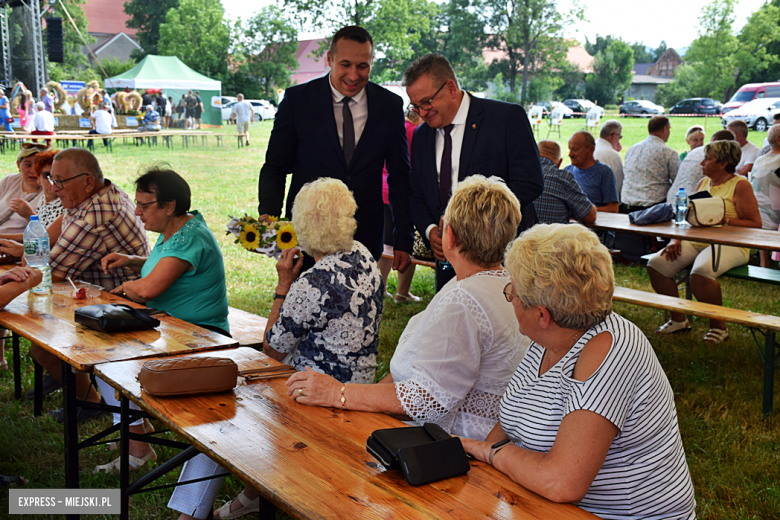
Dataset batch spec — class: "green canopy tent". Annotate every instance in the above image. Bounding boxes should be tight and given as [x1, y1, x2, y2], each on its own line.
[104, 55, 222, 126]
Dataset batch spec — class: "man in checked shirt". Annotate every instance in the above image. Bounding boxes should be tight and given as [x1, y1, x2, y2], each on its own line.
[31, 148, 150, 423]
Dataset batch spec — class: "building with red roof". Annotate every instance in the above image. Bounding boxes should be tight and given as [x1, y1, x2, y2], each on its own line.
[81, 0, 140, 67]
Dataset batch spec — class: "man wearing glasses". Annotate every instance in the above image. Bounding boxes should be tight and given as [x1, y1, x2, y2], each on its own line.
[402, 53, 543, 290]
[257, 25, 413, 273]
[25, 148, 151, 423]
[594, 119, 624, 199]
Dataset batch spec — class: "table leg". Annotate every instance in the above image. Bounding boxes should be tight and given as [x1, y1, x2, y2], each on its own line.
[12, 332, 21, 399]
[764, 332, 775, 417]
[34, 360, 43, 417]
[62, 361, 80, 491]
[259, 495, 276, 520]
[120, 396, 130, 520]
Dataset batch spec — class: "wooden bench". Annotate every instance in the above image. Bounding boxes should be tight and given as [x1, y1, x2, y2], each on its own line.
[381, 253, 436, 269]
[613, 286, 779, 416]
[227, 306, 267, 348]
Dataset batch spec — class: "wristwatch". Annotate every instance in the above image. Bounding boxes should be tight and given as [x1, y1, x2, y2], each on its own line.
[273, 293, 286, 300]
[489, 438, 511, 465]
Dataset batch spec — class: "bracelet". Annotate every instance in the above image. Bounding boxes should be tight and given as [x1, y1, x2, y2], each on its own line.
[488, 438, 511, 466]
[120, 283, 126, 297]
[273, 292, 286, 300]
[339, 385, 347, 408]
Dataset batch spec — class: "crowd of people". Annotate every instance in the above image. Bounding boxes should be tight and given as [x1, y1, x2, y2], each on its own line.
[9, 22, 780, 520]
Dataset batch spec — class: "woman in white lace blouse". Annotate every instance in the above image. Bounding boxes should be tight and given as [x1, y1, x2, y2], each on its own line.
[287, 175, 530, 440]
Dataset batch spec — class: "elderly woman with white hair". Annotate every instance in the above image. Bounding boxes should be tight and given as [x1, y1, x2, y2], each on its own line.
[169, 177, 385, 520]
[649, 140, 761, 343]
[748, 124, 780, 266]
[460, 224, 697, 520]
[680, 124, 705, 161]
[287, 175, 529, 441]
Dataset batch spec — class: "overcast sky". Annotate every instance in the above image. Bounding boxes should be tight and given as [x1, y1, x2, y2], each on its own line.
[220, 0, 769, 51]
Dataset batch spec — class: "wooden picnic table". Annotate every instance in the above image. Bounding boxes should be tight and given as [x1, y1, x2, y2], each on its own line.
[96, 347, 596, 520]
[0, 276, 237, 495]
[587, 212, 780, 251]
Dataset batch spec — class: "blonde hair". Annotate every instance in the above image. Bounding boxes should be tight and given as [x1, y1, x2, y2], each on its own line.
[292, 178, 357, 257]
[685, 125, 705, 145]
[505, 224, 614, 330]
[443, 175, 521, 267]
[768, 125, 780, 149]
[703, 140, 742, 174]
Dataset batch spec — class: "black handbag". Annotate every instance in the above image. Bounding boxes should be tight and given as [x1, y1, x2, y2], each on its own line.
[74, 303, 165, 333]
[366, 423, 470, 486]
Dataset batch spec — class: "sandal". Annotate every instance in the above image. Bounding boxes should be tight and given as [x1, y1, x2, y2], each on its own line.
[214, 491, 260, 519]
[107, 419, 155, 452]
[655, 319, 691, 334]
[93, 448, 156, 474]
[394, 292, 422, 303]
[0, 360, 7, 371]
[704, 328, 729, 344]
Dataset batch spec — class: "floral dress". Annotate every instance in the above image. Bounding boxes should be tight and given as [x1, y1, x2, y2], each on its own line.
[266, 241, 383, 383]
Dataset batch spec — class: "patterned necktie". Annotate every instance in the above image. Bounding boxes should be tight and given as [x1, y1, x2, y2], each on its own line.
[438, 124, 455, 211]
[342, 97, 355, 166]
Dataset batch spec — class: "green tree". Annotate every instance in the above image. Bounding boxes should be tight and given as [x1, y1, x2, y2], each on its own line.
[584, 39, 634, 105]
[552, 62, 583, 100]
[100, 57, 137, 78]
[45, 0, 94, 78]
[157, 0, 229, 79]
[685, 0, 738, 100]
[654, 64, 705, 108]
[584, 35, 616, 57]
[236, 6, 298, 96]
[479, 0, 584, 104]
[630, 43, 654, 64]
[733, 4, 780, 86]
[123, 0, 179, 58]
[653, 40, 668, 61]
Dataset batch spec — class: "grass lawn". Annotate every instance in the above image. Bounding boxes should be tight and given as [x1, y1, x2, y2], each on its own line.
[0, 117, 778, 519]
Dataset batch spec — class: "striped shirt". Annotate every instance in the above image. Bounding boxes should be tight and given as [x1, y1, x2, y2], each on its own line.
[534, 157, 593, 224]
[50, 180, 150, 290]
[500, 313, 696, 520]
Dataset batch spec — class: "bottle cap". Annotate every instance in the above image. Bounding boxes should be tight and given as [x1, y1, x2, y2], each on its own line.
[30, 215, 38, 221]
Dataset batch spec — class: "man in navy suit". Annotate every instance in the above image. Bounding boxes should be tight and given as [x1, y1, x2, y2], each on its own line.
[404, 53, 544, 291]
[258, 26, 412, 273]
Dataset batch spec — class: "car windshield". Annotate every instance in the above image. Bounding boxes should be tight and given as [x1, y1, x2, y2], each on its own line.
[729, 91, 757, 103]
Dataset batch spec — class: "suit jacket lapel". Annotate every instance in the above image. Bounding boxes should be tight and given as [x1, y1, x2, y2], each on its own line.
[459, 94, 482, 180]
[316, 75, 345, 167]
[351, 83, 378, 172]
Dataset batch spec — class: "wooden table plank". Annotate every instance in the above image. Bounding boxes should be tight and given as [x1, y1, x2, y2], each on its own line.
[96, 349, 596, 520]
[587, 212, 780, 251]
[0, 290, 237, 370]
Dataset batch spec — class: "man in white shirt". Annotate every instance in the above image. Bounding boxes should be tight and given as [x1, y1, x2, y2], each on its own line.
[230, 93, 254, 146]
[31, 101, 55, 144]
[89, 101, 115, 147]
[594, 119, 624, 199]
[727, 120, 759, 176]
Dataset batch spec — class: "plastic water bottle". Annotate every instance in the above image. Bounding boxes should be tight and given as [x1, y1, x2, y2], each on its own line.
[23, 215, 51, 295]
[675, 188, 688, 226]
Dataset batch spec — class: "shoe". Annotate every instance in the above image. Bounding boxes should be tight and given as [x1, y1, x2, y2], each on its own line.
[394, 292, 422, 303]
[245, 142, 250, 146]
[0, 360, 6, 371]
[26, 374, 62, 401]
[704, 328, 729, 344]
[48, 404, 108, 424]
[214, 491, 260, 520]
[93, 448, 157, 475]
[384, 291, 393, 300]
[655, 319, 691, 334]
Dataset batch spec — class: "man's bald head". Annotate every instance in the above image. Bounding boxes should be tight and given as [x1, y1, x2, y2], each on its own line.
[537, 140, 561, 162]
[54, 148, 103, 183]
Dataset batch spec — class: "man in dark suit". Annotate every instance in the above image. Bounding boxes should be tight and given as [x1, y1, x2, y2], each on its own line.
[258, 26, 413, 274]
[403, 53, 544, 290]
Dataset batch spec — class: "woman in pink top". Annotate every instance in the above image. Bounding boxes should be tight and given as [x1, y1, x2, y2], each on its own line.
[378, 110, 423, 302]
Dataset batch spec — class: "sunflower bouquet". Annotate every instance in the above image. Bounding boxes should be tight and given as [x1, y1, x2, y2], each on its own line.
[226, 215, 298, 259]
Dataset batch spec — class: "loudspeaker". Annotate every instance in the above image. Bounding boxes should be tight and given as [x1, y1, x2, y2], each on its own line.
[45, 18, 64, 63]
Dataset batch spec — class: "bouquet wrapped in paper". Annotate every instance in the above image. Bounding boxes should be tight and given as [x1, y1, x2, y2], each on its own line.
[226, 215, 298, 260]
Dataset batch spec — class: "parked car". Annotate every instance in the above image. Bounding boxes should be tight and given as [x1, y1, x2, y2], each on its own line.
[563, 99, 604, 118]
[720, 97, 780, 132]
[550, 101, 574, 118]
[619, 100, 665, 115]
[221, 99, 276, 122]
[531, 101, 552, 116]
[668, 98, 720, 116]
[722, 82, 780, 114]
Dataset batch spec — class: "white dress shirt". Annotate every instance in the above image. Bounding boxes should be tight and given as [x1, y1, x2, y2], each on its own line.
[426, 92, 472, 239]
[329, 75, 368, 149]
[594, 137, 624, 200]
[737, 141, 760, 172]
[33, 110, 55, 132]
[93, 110, 114, 134]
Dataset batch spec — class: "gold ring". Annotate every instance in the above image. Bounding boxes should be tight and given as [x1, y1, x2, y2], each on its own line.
[298, 388, 304, 396]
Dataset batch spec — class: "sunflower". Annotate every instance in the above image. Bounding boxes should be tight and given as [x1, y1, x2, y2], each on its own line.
[239, 223, 261, 250]
[276, 223, 298, 250]
[267, 216, 279, 224]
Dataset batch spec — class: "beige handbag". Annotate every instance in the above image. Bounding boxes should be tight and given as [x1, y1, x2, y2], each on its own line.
[139, 357, 238, 396]
[686, 197, 726, 227]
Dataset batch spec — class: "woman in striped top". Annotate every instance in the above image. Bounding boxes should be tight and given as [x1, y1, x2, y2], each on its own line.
[460, 224, 696, 520]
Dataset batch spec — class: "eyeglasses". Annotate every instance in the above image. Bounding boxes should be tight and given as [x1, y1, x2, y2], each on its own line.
[407, 82, 448, 114]
[39, 170, 51, 179]
[134, 199, 158, 210]
[503, 282, 519, 303]
[46, 172, 89, 189]
[612, 133, 623, 139]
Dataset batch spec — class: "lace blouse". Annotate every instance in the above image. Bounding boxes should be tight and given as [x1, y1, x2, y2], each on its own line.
[390, 269, 530, 440]
[35, 196, 64, 229]
[266, 241, 383, 384]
